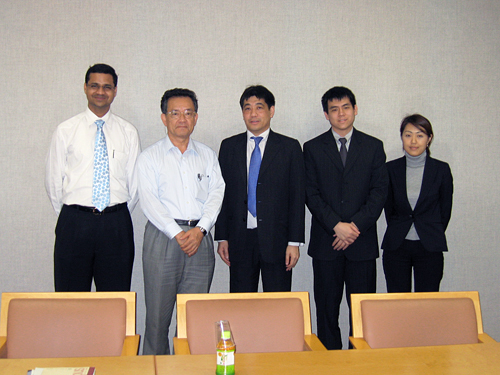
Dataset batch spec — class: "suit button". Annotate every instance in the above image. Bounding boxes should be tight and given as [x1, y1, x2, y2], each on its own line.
[409, 214, 413, 218]
[244, 200, 247, 204]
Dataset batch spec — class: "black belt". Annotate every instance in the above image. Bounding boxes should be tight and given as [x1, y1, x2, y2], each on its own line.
[175, 219, 200, 227]
[68, 203, 127, 215]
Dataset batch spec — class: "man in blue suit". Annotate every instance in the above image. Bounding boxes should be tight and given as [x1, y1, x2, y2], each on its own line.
[303, 86, 388, 349]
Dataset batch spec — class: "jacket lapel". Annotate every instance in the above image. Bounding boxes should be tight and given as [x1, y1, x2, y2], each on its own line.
[415, 156, 437, 209]
[321, 130, 344, 172]
[234, 133, 248, 182]
[259, 130, 281, 176]
[344, 128, 360, 175]
[393, 156, 413, 212]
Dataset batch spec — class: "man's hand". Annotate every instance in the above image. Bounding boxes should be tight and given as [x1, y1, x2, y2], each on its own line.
[175, 227, 204, 257]
[285, 245, 300, 271]
[332, 222, 360, 250]
[332, 237, 350, 251]
[217, 241, 230, 266]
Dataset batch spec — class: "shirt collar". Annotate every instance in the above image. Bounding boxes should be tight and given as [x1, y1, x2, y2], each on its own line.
[85, 107, 112, 126]
[246, 128, 270, 142]
[164, 135, 198, 155]
[331, 128, 353, 143]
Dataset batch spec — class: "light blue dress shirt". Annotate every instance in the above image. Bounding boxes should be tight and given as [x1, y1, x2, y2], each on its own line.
[136, 136, 225, 239]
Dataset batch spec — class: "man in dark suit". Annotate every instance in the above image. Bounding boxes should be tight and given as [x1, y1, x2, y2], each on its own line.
[215, 85, 305, 292]
[303, 86, 388, 349]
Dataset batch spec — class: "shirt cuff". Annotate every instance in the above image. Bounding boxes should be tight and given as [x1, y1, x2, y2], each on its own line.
[165, 222, 184, 240]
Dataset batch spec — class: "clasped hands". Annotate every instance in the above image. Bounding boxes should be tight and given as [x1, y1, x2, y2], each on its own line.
[175, 227, 204, 257]
[332, 222, 360, 251]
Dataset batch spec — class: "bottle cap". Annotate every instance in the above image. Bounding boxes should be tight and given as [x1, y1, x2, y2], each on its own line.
[222, 330, 231, 339]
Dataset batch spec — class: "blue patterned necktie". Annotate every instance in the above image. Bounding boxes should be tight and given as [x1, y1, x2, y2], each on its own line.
[248, 136, 263, 217]
[92, 119, 110, 211]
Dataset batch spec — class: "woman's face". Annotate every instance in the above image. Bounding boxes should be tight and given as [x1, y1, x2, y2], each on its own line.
[402, 123, 432, 157]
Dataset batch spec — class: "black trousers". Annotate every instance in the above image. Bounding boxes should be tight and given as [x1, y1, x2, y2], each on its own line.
[54, 203, 135, 292]
[313, 255, 376, 350]
[229, 228, 292, 293]
[383, 239, 444, 293]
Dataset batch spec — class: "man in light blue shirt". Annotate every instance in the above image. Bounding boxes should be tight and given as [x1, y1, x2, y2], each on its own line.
[136, 88, 225, 355]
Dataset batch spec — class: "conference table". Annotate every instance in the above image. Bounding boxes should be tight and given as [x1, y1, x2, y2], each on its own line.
[156, 342, 500, 375]
[0, 355, 155, 374]
[1, 343, 499, 374]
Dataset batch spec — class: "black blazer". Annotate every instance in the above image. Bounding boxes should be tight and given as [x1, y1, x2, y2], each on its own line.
[303, 128, 388, 261]
[382, 155, 453, 253]
[215, 130, 305, 263]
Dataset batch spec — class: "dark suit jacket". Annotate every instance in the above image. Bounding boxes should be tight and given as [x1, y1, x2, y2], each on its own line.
[303, 128, 388, 261]
[215, 129, 305, 263]
[382, 155, 453, 253]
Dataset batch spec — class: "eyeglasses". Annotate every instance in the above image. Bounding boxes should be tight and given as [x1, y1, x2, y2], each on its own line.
[87, 83, 115, 92]
[167, 110, 196, 119]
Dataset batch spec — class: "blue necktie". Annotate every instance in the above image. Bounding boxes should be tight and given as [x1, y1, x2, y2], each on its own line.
[248, 136, 263, 217]
[92, 119, 110, 211]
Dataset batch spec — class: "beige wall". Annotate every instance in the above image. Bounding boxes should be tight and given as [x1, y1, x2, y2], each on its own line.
[1, 0, 499, 349]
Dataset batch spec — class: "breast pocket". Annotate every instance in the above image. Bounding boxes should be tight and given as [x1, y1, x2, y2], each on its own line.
[194, 172, 209, 203]
[108, 150, 127, 178]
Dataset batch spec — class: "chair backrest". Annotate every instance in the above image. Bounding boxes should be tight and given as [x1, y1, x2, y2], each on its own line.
[177, 292, 312, 354]
[0, 292, 136, 358]
[351, 291, 484, 349]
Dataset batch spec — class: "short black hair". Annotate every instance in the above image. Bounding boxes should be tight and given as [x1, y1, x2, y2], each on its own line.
[85, 64, 118, 87]
[160, 88, 198, 114]
[239, 85, 275, 109]
[321, 86, 356, 113]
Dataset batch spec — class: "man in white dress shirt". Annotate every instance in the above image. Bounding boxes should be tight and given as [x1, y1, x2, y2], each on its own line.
[45, 63, 140, 292]
[136, 88, 225, 355]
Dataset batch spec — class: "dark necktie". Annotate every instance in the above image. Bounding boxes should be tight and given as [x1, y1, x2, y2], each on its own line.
[339, 138, 347, 167]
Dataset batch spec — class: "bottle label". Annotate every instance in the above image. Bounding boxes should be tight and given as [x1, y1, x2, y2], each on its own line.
[216, 349, 235, 366]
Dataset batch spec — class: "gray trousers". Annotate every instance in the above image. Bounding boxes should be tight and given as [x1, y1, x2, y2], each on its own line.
[142, 221, 215, 355]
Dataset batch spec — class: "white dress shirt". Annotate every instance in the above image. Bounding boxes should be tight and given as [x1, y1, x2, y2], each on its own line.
[136, 135, 225, 239]
[332, 128, 353, 152]
[45, 108, 141, 215]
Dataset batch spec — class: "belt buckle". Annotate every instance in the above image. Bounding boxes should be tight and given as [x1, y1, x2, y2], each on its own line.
[188, 220, 194, 227]
[93, 207, 103, 216]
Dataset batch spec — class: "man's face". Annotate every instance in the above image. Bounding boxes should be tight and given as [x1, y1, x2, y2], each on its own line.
[242, 96, 275, 136]
[84, 73, 117, 116]
[324, 97, 357, 136]
[161, 96, 198, 142]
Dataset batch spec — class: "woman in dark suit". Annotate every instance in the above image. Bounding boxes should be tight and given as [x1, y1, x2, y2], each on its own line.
[382, 114, 453, 292]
